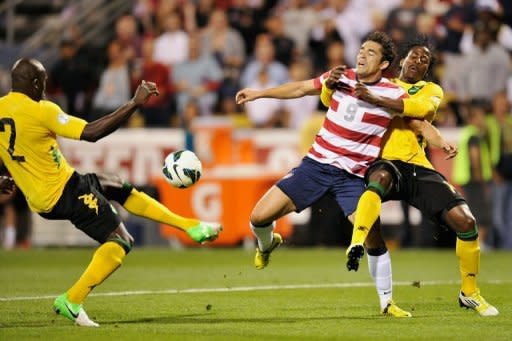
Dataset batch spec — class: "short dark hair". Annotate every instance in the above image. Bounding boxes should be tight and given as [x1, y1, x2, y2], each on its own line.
[399, 34, 437, 80]
[363, 31, 396, 71]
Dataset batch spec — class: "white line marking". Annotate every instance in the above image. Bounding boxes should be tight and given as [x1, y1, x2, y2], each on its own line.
[0, 280, 509, 302]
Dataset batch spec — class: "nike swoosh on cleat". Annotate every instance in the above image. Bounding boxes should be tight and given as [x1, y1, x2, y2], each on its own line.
[65, 303, 79, 319]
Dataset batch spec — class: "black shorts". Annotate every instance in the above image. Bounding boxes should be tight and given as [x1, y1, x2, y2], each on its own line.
[366, 160, 466, 224]
[40, 172, 121, 243]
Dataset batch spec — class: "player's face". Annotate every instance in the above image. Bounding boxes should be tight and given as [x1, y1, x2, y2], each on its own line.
[401, 46, 431, 83]
[31, 59, 47, 100]
[356, 41, 387, 81]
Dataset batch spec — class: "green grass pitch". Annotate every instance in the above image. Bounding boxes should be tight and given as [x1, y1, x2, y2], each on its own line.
[1, 248, 511, 340]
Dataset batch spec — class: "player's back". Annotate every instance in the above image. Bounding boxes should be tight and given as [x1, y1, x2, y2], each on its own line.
[0, 92, 78, 213]
[380, 79, 443, 169]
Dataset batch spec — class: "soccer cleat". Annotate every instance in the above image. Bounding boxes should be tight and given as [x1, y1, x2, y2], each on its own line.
[53, 293, 99, 327]
[382, 300, 412, 317]
[254, 233, 283, 270]
[346, 243, 364, 272]
[458, 290, 499, 316]
[187, 222, 223, 244]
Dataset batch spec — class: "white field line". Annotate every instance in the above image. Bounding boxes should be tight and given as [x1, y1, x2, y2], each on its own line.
[0, 279, 510, 302]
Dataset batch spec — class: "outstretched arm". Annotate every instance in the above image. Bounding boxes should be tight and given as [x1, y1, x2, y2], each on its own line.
[235, 79, 319, 105]
[408, 119, 458, 159]
[81, 81, 159, 142]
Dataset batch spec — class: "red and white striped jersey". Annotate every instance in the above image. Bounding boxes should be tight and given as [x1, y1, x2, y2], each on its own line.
[309, 68, 408, 177]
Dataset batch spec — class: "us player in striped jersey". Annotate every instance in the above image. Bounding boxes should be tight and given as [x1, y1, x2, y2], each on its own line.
[342, 36, 498, 316]
[236, 32, 443, 317]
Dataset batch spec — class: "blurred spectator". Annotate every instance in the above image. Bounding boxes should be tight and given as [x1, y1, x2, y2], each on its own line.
[195, 0, 217, 29]
[183, 100, 201, 152]
[332, 0, 374, 66]
[131, 38, 173, 127]
[486, 92, 512, 248]
[173, 34, 223, 117]
[153, 11, 189, 67]
[281, 0, 318, 55]
[461, 21, 510, 103]
[438, 0, 477, 104]
[244, 68, 283, 128]
[281, 61, 319, 129]
[202, 9, 246, 100]
[240, 34, 289, 88]
[264, 14, 296, 66]
[92, 41, 131, 118]
[385, 0, 425, 47]
[453, 101, 493, 249]
[227, 0, 268, 56]
[50, 40, 92, 119]
[114, 15, 143, 64]
[308, 7, 344, 74]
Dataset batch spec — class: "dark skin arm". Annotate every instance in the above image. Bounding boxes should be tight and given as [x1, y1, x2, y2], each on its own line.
[354, 82, 404, 112]
[469, 143, 483, 182]
[81, 80, 159, 142]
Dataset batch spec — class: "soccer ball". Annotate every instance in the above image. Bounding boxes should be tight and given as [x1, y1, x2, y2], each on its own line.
[162, 150, 202, 188]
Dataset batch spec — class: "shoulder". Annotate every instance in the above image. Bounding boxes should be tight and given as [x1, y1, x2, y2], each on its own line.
[423, 82, 443, 97]
[39, 100, 62, 114]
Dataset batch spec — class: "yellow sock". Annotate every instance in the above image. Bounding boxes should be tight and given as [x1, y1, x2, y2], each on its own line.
[67, 242, 126, 304]
[123, 189, 199, 231]
[351, 190, 381, 245]
[456, 238, 480, 295]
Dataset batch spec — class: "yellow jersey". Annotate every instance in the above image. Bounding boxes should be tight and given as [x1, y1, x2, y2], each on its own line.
[380, 79, 443, 169]
[0, 92, 87, 212]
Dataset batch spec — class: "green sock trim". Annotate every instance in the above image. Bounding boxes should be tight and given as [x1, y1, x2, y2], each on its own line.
[367, 181, 386, 198]
[457, 225, 479, 241]
[107, 236, 133, 254]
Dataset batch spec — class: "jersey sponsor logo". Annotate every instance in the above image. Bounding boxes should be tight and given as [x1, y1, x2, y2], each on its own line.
[57, 112, 70, 124]
[78, 193, 99, 215]
[407, 85, 424, 95]
[50, 145, 62, 168]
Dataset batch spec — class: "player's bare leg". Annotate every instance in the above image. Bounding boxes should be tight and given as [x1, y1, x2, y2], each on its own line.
[444, 204, 498, 316]
[54, 224, 134, 327]
[250, 186, 293, 269]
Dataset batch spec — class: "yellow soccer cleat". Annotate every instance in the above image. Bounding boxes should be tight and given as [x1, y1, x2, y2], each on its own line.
[254, 233, 283, 270]
[382, 300, 412, 317]
[459, 290, 499, 316]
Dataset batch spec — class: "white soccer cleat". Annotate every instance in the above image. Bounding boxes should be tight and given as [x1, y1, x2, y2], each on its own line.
[459, 290, 499, 316]
[75, 308, 100, 327]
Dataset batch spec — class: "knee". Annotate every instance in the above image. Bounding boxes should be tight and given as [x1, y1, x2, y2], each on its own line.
[367, 170, 392, 197]
[107, 231, 134, 254]
[250, 209, 268, 227]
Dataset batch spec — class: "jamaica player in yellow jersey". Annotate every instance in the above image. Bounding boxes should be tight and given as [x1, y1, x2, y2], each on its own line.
[343, 37, 498, 316]
[0, 59, 222, 327]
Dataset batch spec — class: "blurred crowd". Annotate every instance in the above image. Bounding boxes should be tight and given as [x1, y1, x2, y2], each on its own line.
[2, 0, 512, 249]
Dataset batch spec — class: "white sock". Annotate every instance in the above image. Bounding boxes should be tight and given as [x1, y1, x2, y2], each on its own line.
[250, 221, 275, 251]
[2, 226, 16, 250]
[367, 251, 393, 310]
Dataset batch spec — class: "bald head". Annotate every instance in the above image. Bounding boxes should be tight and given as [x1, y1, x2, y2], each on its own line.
[11, 58, 47, 101]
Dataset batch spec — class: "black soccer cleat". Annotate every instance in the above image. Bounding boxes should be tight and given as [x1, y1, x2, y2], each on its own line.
[346, 244, 365, 272]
